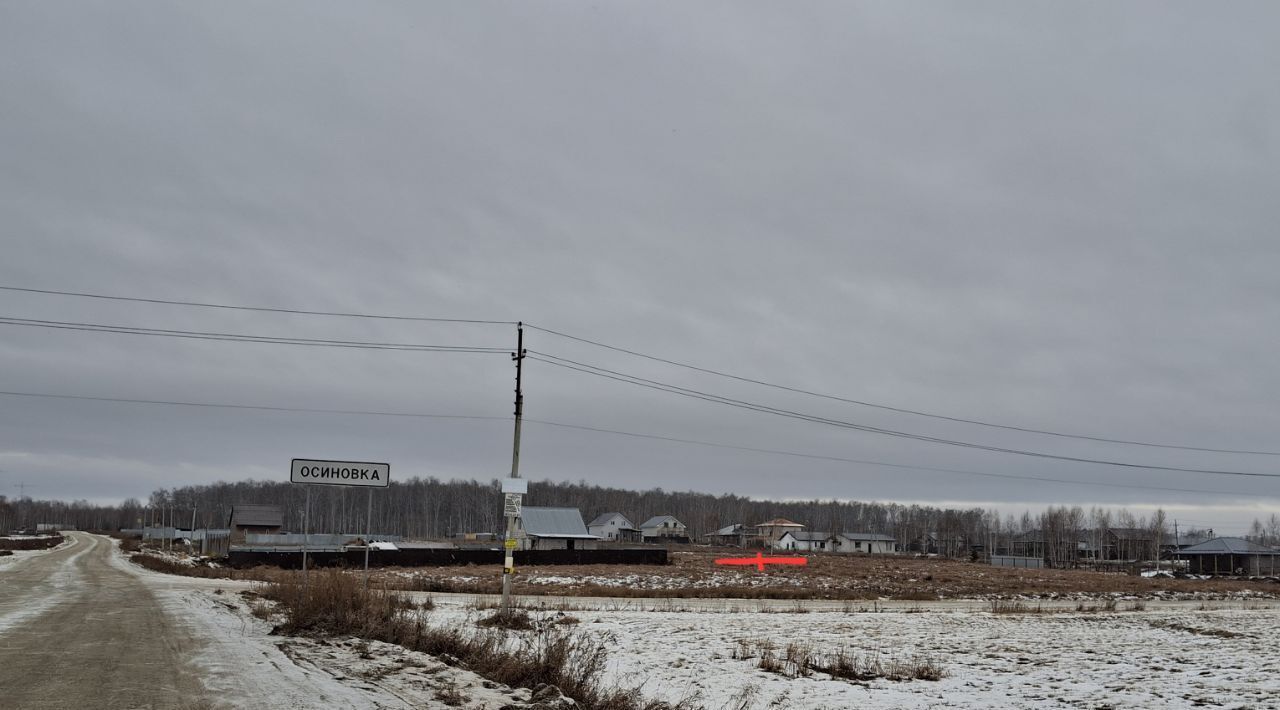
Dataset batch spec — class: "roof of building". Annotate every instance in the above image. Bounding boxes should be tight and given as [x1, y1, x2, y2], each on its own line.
[782, 531, 832, 542]
[639, 515, 684, 529]
[587, 512, 637, 529]
[756, 518, 804, 528]
[1108, 527, 1153, 541]
[522, 507, 595, 538]
[708, 523, 746, 536]
[229, 504, 284, 528]
[837, 532, 896, 542]
[1177, 537, 1280, 555]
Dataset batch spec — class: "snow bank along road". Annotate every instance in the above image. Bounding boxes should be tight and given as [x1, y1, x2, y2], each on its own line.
[0, 532, 494, 709]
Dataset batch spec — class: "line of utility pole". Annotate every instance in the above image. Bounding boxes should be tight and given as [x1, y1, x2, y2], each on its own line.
[500, 323, 525, 615]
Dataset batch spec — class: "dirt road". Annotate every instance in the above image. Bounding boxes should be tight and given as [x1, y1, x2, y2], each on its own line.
[0, 533, 506, 709]
[0, 532, 205, 709]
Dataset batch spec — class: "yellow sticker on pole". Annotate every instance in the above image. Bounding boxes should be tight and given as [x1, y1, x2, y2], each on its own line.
[504, 538, 518, 550]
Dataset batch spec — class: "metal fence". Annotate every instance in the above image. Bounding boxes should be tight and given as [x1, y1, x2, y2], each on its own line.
[243, 533, 402, 546]
[990, 554, 1045, 569]
[228, 547, 668, 569]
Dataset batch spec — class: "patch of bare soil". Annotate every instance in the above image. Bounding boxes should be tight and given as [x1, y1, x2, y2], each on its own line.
[372, 549, 1280, 600]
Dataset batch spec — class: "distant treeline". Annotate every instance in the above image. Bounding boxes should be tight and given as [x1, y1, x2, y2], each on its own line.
[2, 478, 1268, 554]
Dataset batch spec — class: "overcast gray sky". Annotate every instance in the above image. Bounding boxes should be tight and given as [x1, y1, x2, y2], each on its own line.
[2, 2, 1278, 533]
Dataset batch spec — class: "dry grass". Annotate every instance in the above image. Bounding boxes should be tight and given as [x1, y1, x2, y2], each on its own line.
[476, 609, 535, 630]
[989, 600, 1045, 614]
[1150, 620, 1246, 638]
[813, 647, 946, 682]
[738, 638, 944, 682]
[260, 569, 692, 710]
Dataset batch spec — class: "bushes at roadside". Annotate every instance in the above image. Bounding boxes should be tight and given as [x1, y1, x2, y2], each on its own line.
[261, 569, 688, 710]
[0, 534, 64, 551]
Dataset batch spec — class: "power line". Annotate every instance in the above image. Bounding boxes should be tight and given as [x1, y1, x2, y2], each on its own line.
[527, 351, 1280, 479]
[7, 284, 1273, 456]
[0, 389, 1258, 499]
[524, 323, 1280, 456]
[0, 285, 515, 325]
[0, 316, 511, 353]
[0, 391, 509, 421]
[522, 419, 1262, 499]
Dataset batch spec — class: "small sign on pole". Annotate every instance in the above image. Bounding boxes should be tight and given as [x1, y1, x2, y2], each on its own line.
[504, 538, 518, 550]
[503, 493, 522, 517]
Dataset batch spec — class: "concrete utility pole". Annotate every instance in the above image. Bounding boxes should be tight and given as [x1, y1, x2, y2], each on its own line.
[363, 487, 373, 588]
[500, 323, 526, 615]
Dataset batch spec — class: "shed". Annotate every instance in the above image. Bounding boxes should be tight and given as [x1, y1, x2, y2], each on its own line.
[227, 504, 284, 542]
[518, 507, 598, 550]
[1176, 537, 1280, 576]
[703, 523, 749, 547]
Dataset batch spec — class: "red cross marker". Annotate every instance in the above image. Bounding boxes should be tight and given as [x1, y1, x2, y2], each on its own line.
[715, 551, 808, 572]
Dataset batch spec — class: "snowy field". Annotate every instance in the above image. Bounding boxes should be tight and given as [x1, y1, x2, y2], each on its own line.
[424, 597, 1280, 709]
[102, 544, 1280, 709]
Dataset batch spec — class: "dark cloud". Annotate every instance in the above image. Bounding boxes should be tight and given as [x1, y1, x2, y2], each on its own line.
[2, 2, 1278, 533]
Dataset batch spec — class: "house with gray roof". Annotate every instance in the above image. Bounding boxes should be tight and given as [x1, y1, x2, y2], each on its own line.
[832, 532, 898, 555]
[777, 531, 899, 554]
[776, 530, 832, 552]
[1176, 537, 1280, 576]
[639, 515, 688, 543]
[587, 512, 641, 543]
[517, 507, 598, 550]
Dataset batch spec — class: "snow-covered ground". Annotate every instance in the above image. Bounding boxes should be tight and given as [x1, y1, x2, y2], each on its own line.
[108, 547, 1280, 709]
[421, 596, 1280, 709]
[111, 541, 564, 709]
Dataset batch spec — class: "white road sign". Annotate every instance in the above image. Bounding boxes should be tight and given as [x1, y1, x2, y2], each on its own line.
[503, 493, 522, 517]
[291, 459, 391, 488]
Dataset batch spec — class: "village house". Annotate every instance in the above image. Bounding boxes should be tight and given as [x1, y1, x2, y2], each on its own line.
[755, 518, 804, 546]
[776, 530, 831, 552]
[1107, 528, 1158, 562]
[1176, 537, 1280, 576]
[587, 512, 641, 543]
[227, 504, 284, 543]
[517, 507, 599, 550]
[1009, 530, 1082, 567]
[831, 532, 897, 555]
[639, 515, 689, 543]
